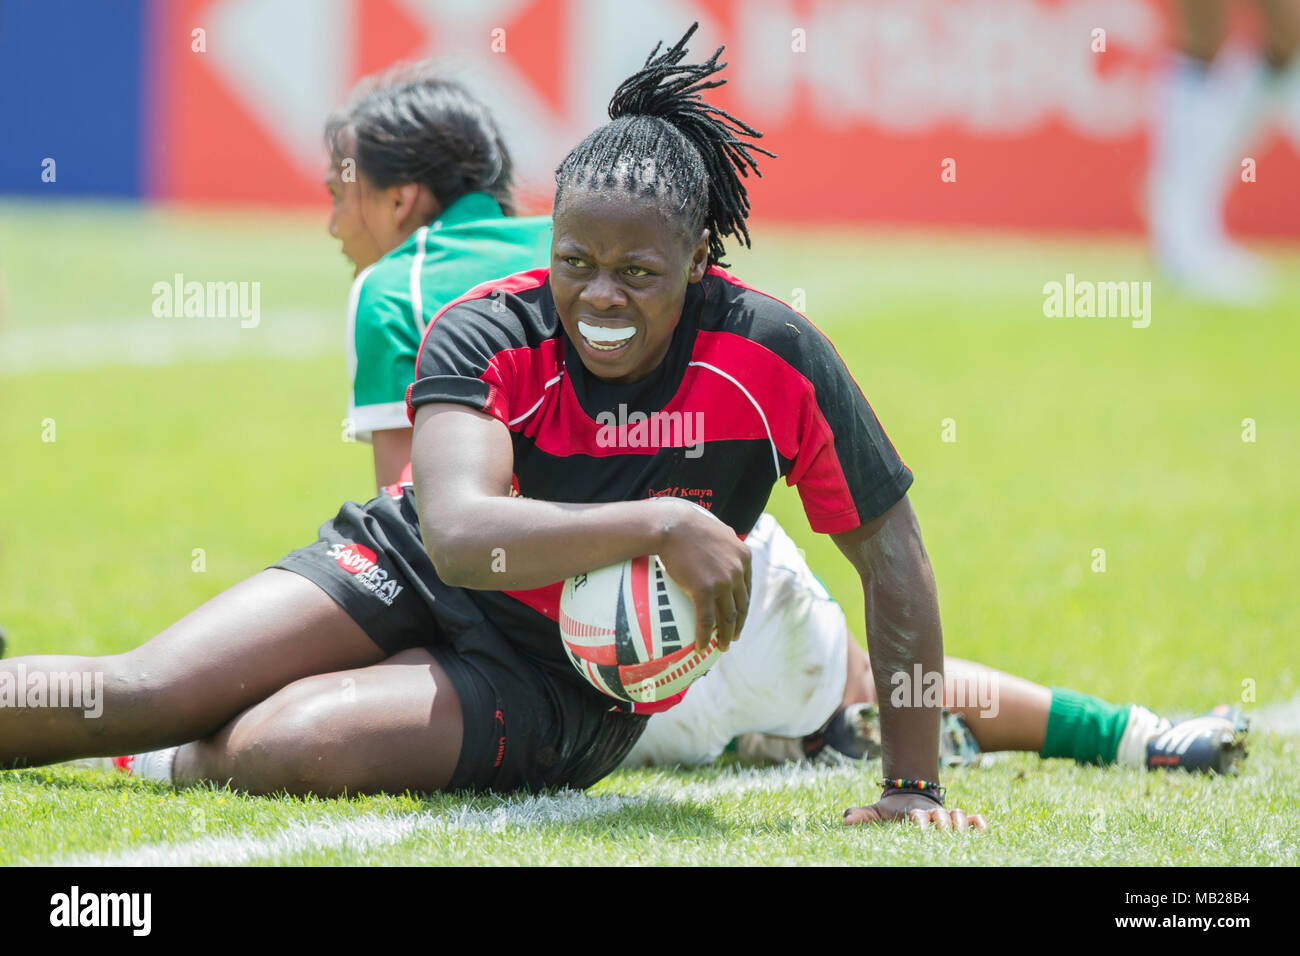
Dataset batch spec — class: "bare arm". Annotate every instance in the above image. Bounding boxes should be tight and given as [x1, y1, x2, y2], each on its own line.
[831, 494, 986, 830]
[830, 494, 943, 781]
[410, 402, 751, 649]
[371, 427, 413, 491]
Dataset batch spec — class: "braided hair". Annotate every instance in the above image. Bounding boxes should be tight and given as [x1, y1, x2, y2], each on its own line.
[554, 23, 774, 267]
[326, 61, 516, 216]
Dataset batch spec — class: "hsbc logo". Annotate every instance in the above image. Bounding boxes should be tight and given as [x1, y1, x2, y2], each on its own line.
[327, 542, 404, 606]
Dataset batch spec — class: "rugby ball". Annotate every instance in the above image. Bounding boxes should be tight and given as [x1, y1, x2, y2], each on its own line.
[559, 554, 719, 704]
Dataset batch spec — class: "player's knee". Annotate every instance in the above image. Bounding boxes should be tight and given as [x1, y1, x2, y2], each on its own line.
[223, 686, 358, 795]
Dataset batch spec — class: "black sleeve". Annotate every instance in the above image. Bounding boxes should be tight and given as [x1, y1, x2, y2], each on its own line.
[407, 294, 528, 426]
[725, 285, 914, 533]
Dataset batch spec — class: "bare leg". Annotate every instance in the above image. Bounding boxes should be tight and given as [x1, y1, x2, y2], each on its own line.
[841, 637, 872, 708]
[932, 657, 1050, 752]
[1259, 0, 1300, 66]
[175, 649, 463, 796]
[853, 644, 1051, 753]
[0, 569, 386, 767]
[1177, 0, 1228, 62]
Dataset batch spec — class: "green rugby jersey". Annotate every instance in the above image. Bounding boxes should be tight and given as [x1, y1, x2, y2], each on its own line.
[346, 192, 552, 441]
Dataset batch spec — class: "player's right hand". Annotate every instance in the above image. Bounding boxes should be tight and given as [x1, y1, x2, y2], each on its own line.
[653, 497, 751, 653]
[843, 792, 989, 832]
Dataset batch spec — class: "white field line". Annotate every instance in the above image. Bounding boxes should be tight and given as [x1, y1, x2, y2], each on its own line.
[0, 312, 336, 376]
[58, 792, 644, 867]
[55, 764, 858, 867]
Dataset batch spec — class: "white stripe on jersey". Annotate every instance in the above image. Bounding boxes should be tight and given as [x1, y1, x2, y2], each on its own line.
[508, 371, 566, 426]
[410, 225, 429, 336]
[345, 261, 381, 421]
[687, 361, 781, 478]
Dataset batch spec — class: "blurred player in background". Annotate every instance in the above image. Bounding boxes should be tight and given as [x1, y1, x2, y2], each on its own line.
[325, 63, 552, 489]
[1150, 0, 1300, 302]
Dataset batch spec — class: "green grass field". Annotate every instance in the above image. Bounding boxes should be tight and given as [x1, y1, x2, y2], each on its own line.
[1, 200, 1297, 865]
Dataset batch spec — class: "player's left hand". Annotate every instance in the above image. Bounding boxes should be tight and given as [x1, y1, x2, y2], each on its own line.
[842, 792, 988, 832]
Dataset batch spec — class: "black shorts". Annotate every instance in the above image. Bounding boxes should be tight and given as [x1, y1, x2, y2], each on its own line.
[271, 486, 647, 793]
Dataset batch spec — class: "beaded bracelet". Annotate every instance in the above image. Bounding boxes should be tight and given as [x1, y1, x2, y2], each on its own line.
[880, 778, 946, 806]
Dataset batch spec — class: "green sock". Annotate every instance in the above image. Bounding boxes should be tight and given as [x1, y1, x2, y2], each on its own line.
[1039, 687, 1130, 765]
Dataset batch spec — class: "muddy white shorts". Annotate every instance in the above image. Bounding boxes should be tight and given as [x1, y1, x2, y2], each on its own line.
[620, 513, 849, 767]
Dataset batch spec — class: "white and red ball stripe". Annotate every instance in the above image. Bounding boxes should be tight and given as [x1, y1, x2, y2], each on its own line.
[559, 554, 718, 705]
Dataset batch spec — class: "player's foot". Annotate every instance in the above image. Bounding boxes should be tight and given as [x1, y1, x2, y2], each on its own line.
[821, 703, 882, 761]
[1156, 236, 1273, 306]
[821, 705, 979, 767]
[734, 705, 979, 768]
[939, 710, 982, 767]
[65, 755, 135, 774]
[66, 749, 177, 783]
[111, 755, 135, 774]
[733, 732, 805, 766]
[733, 705, 882, 766]
[1146, 705, 1249, 774]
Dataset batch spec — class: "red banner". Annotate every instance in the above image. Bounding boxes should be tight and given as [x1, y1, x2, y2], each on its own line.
[148, 0, 1300, 235]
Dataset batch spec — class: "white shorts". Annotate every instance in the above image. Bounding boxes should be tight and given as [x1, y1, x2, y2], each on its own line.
[620, 513, 850, 768]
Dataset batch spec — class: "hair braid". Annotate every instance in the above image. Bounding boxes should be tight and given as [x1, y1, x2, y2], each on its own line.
[554, 23, 774, 266]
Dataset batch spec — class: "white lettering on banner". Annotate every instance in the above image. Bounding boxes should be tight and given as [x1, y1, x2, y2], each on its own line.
[198, 0, 1163, 189]
[736, 0, 1158, 137]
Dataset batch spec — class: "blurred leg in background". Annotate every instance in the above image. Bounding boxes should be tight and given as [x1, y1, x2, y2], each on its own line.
[1149, 0, 1300, 303]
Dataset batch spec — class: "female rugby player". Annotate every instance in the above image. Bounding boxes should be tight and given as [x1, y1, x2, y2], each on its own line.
[319, 63, 870, 774]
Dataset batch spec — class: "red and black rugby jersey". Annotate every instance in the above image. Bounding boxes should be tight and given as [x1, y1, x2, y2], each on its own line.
[406, 265, 913, 678]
